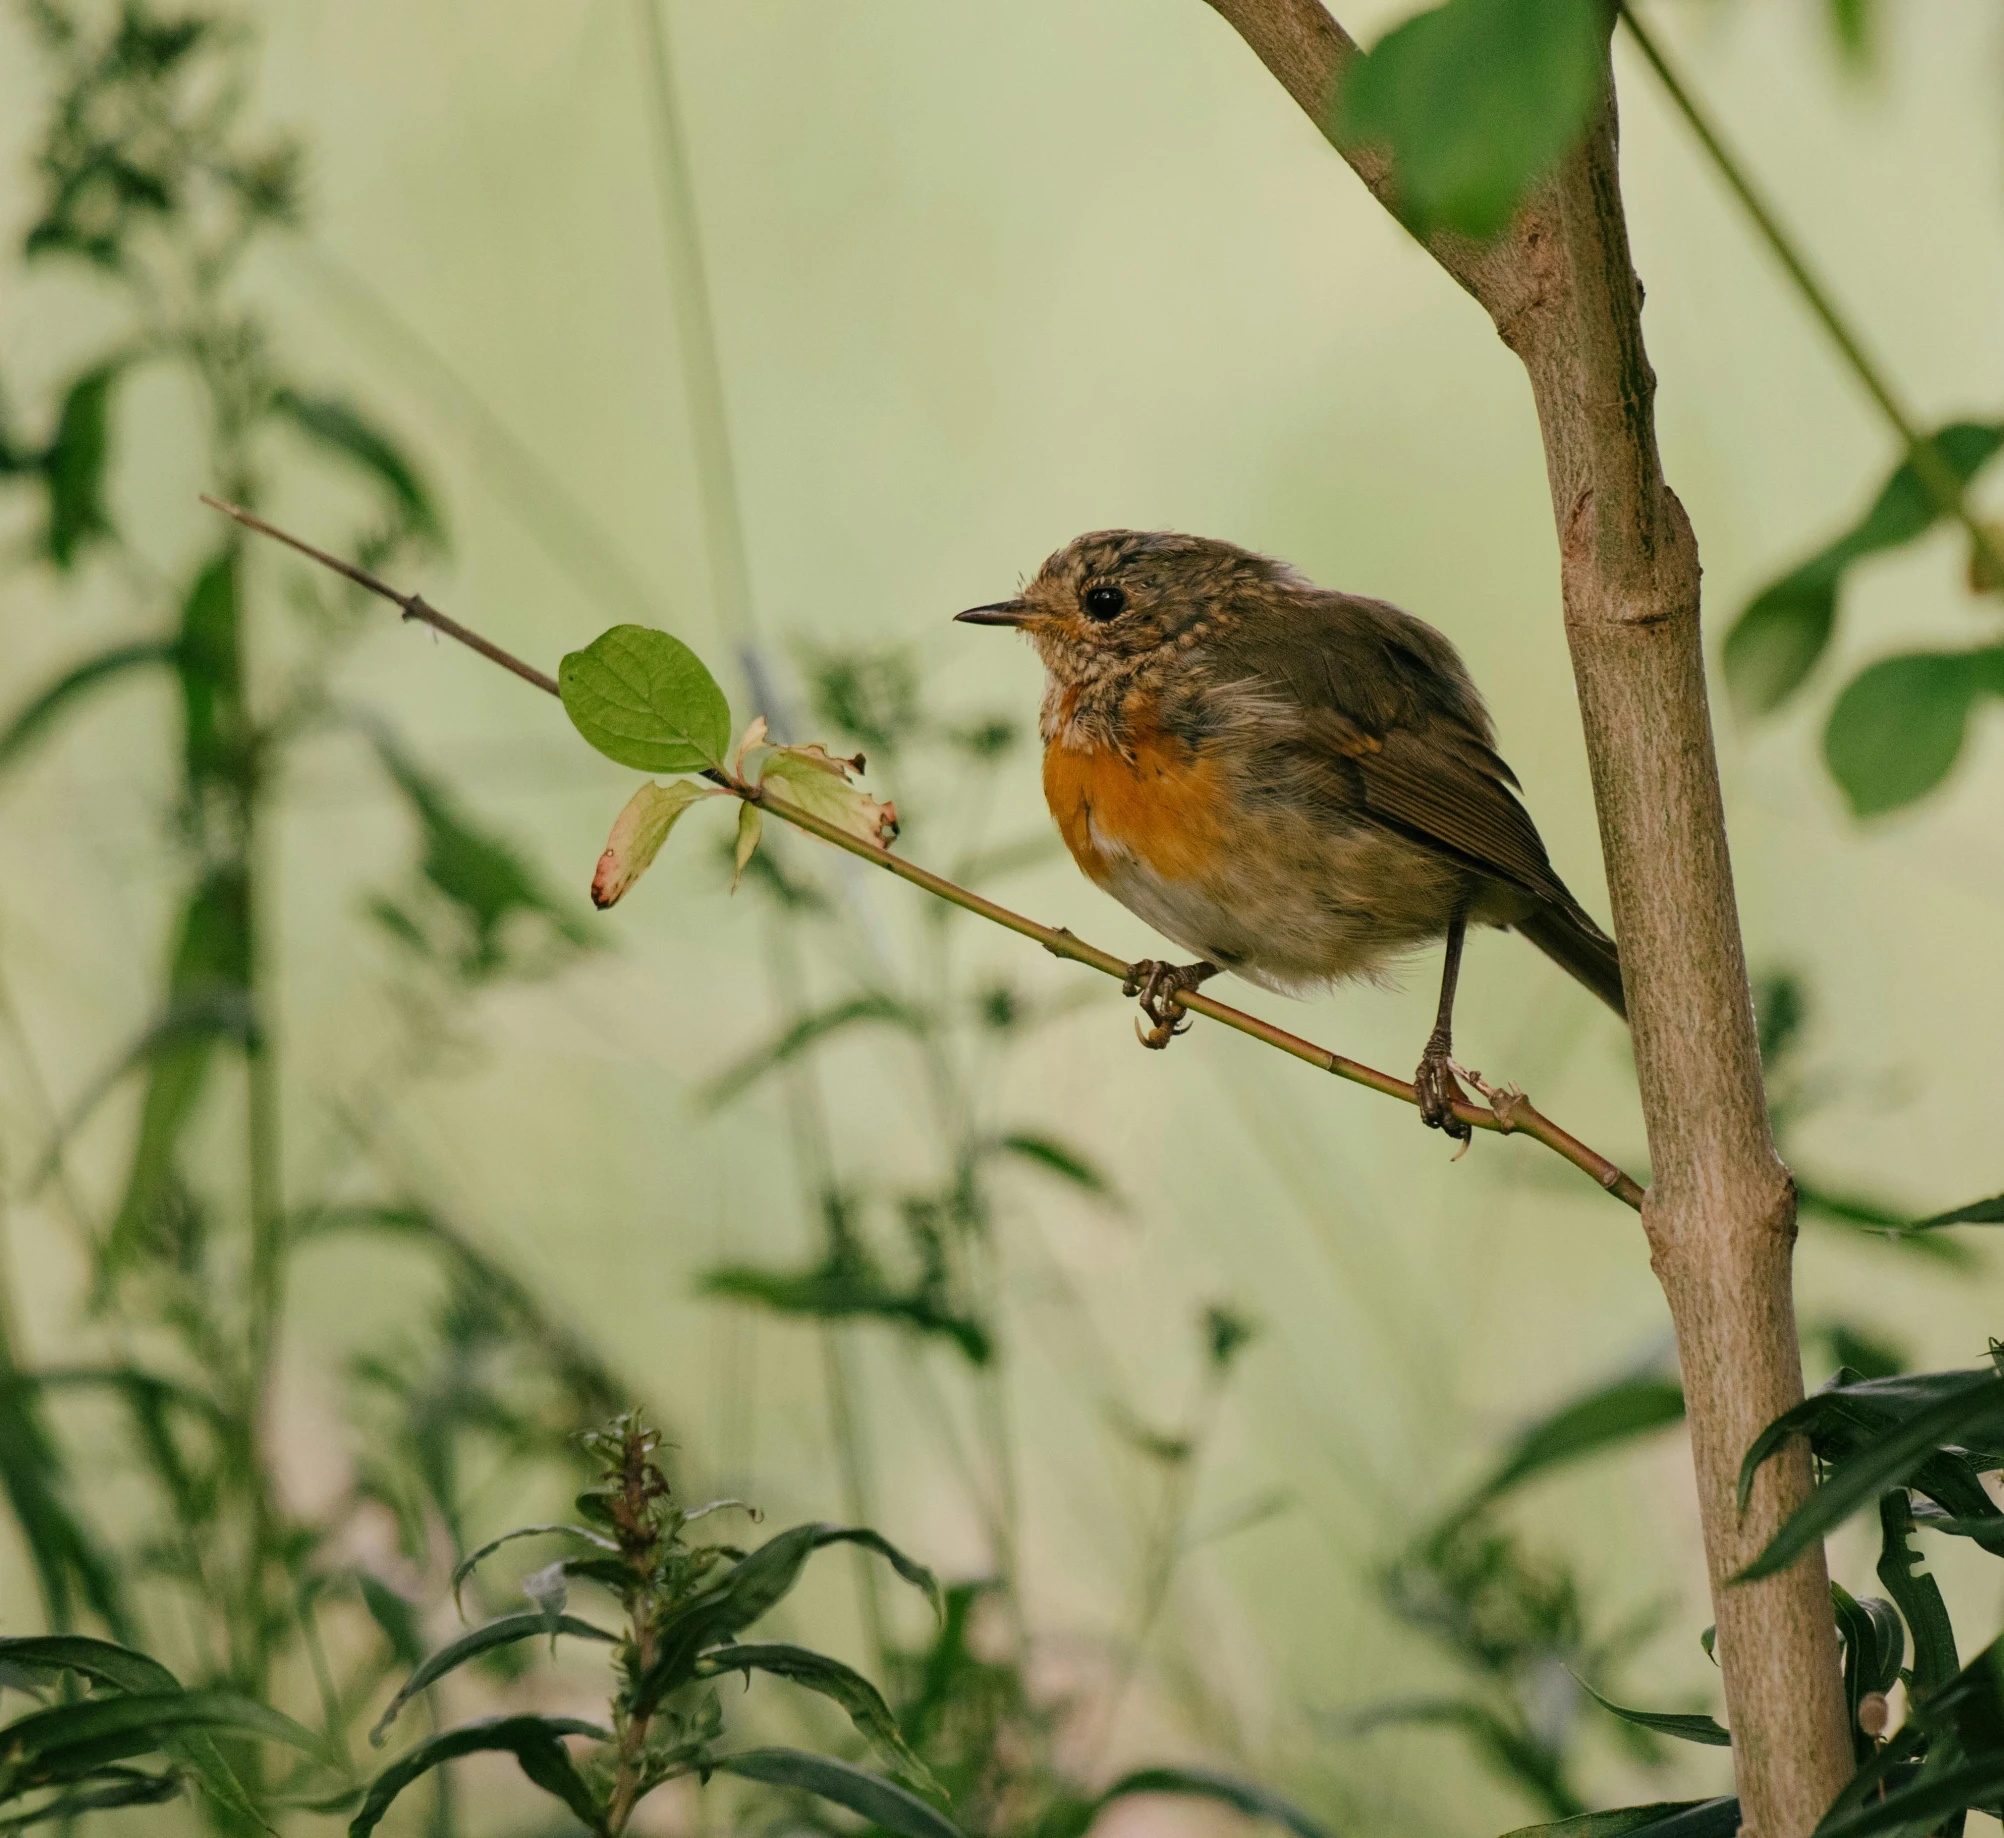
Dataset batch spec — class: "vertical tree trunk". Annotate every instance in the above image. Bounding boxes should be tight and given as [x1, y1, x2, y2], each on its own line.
[1197, 4, 1854, 1830]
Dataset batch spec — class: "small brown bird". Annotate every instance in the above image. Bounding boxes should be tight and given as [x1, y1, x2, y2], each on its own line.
[956, 530, 1625, 1139]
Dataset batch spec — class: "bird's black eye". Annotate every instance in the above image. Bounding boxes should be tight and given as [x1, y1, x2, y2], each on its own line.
[1082, 585, 1126, 621]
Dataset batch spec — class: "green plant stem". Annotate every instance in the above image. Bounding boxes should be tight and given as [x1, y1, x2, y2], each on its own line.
[1617, 3, 2004, 584]
[632, 0, 759, 642]
[200, 498, 1651, 1211]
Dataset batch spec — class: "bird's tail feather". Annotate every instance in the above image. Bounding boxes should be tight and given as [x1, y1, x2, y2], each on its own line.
[1517, 900, 1627, 1022]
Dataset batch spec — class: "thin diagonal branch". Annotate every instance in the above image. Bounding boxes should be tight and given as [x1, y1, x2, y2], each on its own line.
[1617, 3, 2004, 587]
[203, 496, 1647, 1212]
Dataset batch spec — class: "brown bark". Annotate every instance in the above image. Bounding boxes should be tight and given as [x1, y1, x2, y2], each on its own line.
[1199, 2, 1854, 1830]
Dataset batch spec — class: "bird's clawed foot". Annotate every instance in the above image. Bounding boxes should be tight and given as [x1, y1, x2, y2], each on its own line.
[1415, 1029, 1473, 1144]
[1122, 959, 1218, 1050]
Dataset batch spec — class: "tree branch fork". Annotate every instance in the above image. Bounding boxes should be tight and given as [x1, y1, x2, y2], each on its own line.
[200, 494, 1647, 1213]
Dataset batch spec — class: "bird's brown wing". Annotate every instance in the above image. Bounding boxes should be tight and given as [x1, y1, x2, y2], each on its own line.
[1218, 597, 1574, 908]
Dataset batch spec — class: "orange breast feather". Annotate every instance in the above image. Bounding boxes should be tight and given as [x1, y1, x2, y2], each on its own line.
[1042, 705, 1228, 889]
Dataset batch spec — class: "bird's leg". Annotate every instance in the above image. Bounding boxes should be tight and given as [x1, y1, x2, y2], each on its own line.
[1415, 913, 1474, 1142]
[1122, 958, 1219, 1050]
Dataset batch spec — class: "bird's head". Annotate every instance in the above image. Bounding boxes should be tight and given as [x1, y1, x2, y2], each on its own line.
[955, 530, 1303, 685]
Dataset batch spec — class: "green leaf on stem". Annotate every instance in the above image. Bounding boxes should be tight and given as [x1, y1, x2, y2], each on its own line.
[732, 797, 762, 891]
[559, 625, 730, 773]
[449, 1524, 616, 1619]
[710, 1748, 962, 1838]
[1724, 420, 2004, 717]
[1454, 1374, 1685, 1519]
[694, 1643, 938, 1792]
[1330, 0, 1608, 240]
[348, 1715, 607, 1838]
[1822, 647, 2004, 816]
[1501, 1804, 1739, 1838]
[1911, 1191, 2004, 1229]
[368, 1614, 618, 1745]
[1735, 1370, 2004, 1581]
[0, 1689, 323, 1797]
[1874, 1492, 1958, 1696]
[1574, 1677, 1729, 1748]
[589, 779, 717, 909]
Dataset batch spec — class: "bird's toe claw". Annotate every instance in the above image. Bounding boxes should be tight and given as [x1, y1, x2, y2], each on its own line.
[1124, 959, 1212, 1051]
[1415, 1038, 1473, 1144]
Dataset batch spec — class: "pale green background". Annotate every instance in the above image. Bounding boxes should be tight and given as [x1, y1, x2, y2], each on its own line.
[3, 2, 2002, 1831]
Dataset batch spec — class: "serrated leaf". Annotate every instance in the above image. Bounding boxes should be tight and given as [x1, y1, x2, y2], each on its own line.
[589, 779, 715, 908]
[369, 1614, 618, 1745]
[1574, 1677, 1729, 1747]
[348, 1715, 607, 1838]
[710, 1748, 962, 1838]
[758, 745, 899, 847]
[559, 625, 730, 773]
[0, 642, 178, 777]
[271, 388, 439, 539]
[694, 1643, 938, 1792]
[1331, 0, 1608, 240]
[1823, 648, 2004, 817]
[1090, 1765, 1335, 1838]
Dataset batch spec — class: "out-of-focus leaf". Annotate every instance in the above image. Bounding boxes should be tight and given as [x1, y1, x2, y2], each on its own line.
[103, 867, 253, 1274]
[1737, 1371, 2004, 1581]
[1912, 1192, 2004, 1229]
[44, 364, 120, 568]
[1797, 1183, 1975, 1267]
[1822, 648, 2004, 817]
[982, 1133, 1116, 1203]
[711, 1748, 963, 1838]
[699, 1258, 990, 1365]
[1457, 1374, 1685, 1517]
[271, 388, 439, 539]
[1826, 0, 1873, 66]
[589, 779, 716, 909]
[1349, 1697, 1570, 1813]
[1726, 421, 2004, 717]
[757, 743, 899, 848]
[802, 646, 923, 758]
[1086, 1764, 1334, 1838]
[1331, 0, 1608, 240]
[1574, 1678, 1728, 1747]
[701, 995, 929, 1108]
[1502, 1804, 1739, 1838]
[347, 1715, 606, 1838]
[694, 1643, 937, 1791]
[0, 1333, 133, 1639]
[368, 729, 592, 977]
[354, 1573, 426, 1670]
[559, 625, 730, 773]
[175, 549, 244, 790]
[1815, 1760, 2003, 1838]
[368, 1613, 617, 1745]
[0, 641, 177, 777]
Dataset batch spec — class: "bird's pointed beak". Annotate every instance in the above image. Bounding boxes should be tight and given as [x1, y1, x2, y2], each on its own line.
[954, 599, 1032, 627]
